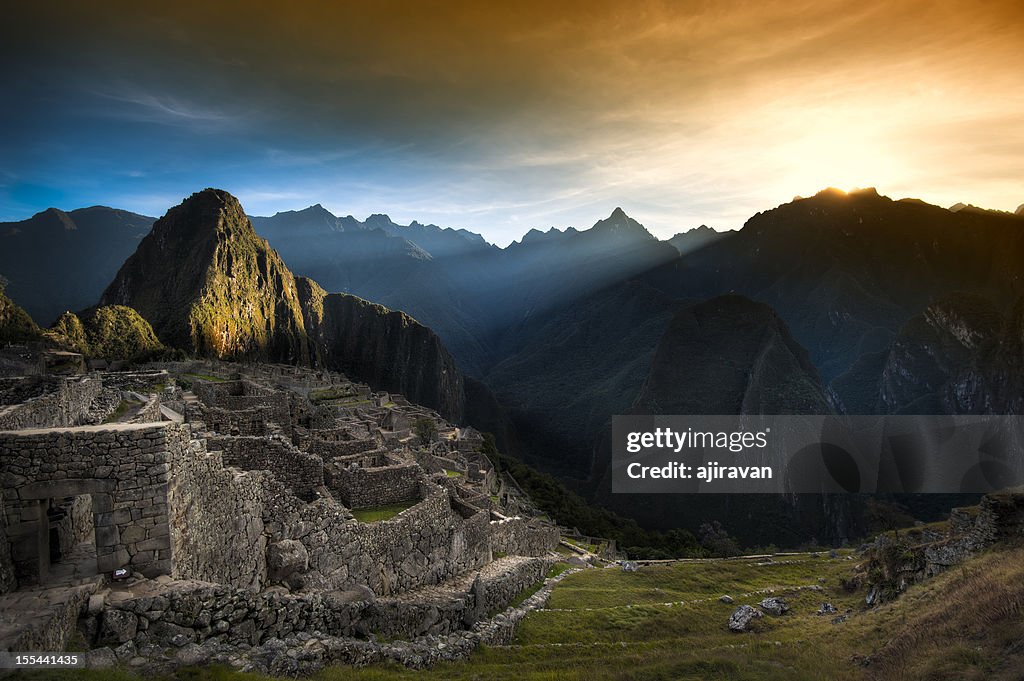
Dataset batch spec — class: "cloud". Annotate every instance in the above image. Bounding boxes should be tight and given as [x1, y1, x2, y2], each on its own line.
[1, 0, 1021, 241]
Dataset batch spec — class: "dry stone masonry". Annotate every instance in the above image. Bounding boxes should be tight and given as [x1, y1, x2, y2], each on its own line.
[0, 359, 562, 672]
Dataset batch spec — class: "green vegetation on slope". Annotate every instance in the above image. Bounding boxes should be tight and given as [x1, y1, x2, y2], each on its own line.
[44, 305, 173, 363]
[0, 284, 43, 344]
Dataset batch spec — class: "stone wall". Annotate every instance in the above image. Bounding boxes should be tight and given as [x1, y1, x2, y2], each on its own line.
[489, 517, 561, 557]
[864, 490, 1024, 605]
[165, 427, 268, 590]
[324, 555, 553, 641]
[0, 376, 102, 431]
[0, 423, 174, 585]
[478, 556, 552, 613]
[193, 380, 292, 433]
[294, 483, 491, 596]
[127, 394, 164, 424]
[0, 488, 14, 595]
[95, 580, 366, 649]
[207, 435, 324, 502]
[327, 461, 422, 510]
[98, 371, 170, 394]
[304, 437, 380, 459]
[200, 406, 268, 436]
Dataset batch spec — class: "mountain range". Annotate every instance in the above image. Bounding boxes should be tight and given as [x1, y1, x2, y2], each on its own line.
[3, 186, 1023, 545]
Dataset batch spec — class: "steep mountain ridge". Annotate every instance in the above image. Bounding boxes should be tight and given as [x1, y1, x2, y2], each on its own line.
[99, 189, 466, 420]
[99, 188, 314, 363]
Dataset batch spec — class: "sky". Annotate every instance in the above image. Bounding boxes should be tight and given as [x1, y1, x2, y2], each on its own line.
[1, 0, 1022, 245]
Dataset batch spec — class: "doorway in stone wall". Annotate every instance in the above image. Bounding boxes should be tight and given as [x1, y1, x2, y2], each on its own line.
[41, 493, 98, 585]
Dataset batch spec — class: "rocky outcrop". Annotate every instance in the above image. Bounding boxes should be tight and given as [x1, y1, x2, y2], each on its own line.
[836, 293, 1024, 414]
[727, 605, 763, 632]
[861, 489, 1024, 604]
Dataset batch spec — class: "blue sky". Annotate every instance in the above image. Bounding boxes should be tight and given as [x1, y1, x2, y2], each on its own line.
[1, 1, 1021, 245]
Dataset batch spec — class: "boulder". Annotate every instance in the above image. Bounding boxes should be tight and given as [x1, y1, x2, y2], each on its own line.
[727, 605, 763, 632]
[328, 584, 376, 605]
[267, 539, 310, 583]
[719, 595, 734, 604]
[100, 609, 138, 643]
[758, 596, 789, 616]
[85, 647, 118, 669]
[621, 561, 639, 572]
[175, 642, 208, 666]
[816, 602, 837, 615]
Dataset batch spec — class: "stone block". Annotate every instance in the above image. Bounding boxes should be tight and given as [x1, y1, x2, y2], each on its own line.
[137, 536, 170, 552]
[100, 609, 138, 643]
[95, 524, 120, 548]
[97, 548, 130, 573]
[120, 525, 146, 544]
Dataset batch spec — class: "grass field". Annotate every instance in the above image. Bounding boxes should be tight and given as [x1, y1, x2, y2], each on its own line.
[28, 545, 1024, 681]
[350, 502, 417, 523]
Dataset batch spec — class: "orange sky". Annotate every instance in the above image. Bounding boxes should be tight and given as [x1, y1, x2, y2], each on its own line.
[2, 0, 1022, 242]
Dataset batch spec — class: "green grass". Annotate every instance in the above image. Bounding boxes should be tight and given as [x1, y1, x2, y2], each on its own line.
[444, 469, 463, 478]
[563, 538, 604, 555]
[350, 501, 417, 523]
[101, 400, 135, 424]
[183, 373, 231, 383]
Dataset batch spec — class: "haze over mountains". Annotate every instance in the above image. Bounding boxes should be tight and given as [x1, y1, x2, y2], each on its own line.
[3, 186, 1024, 545]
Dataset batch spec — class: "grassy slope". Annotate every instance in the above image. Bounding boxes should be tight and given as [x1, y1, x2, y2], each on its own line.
[35, 545, 1024, 681]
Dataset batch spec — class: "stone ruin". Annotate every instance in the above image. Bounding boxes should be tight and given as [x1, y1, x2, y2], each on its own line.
[0, 361, 563, 674]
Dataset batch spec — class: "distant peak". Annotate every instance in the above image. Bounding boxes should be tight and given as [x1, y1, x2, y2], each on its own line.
[591, 207, 654, 240]
[36, 207, 77, 231]
[299, 203, 335, 217]
[1017, 203, 1024, 216]
[364, 213, 395, 229]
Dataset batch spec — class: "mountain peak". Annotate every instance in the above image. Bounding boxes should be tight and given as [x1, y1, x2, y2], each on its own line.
[35, 207, 77, 231]
[591, 207, 655, 240]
